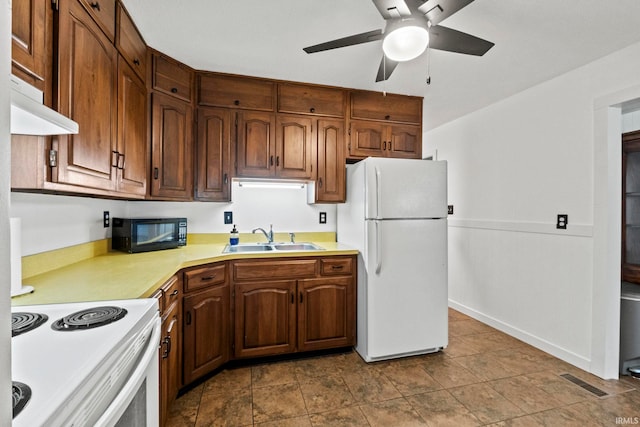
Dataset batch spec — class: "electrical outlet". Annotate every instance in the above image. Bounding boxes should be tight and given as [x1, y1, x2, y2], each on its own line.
[103, 211, 110, 228]
[448, 205, 454, 215]
[224, 211, 233, 224]
[319, 212, 327, 224]
[557, 214, 568, 229]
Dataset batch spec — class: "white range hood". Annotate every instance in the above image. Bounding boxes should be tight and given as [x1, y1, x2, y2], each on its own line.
[10, 74, 79, 136]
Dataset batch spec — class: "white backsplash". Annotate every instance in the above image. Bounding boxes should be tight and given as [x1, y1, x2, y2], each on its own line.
[10, 181, 337, 256]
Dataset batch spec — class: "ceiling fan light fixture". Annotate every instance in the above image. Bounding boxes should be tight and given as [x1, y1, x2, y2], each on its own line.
[382, 25, 429, 62]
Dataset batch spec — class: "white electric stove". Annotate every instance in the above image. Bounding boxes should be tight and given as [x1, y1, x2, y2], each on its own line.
[11, 298, 161, 427]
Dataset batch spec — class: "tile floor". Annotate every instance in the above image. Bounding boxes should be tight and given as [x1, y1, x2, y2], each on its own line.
[166, 309, 640, 426]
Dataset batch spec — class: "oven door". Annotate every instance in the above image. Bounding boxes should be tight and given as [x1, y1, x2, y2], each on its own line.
[95, 317, 161, 427]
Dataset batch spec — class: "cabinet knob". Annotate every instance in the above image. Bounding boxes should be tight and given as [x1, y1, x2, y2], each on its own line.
[310, 107, 315, 113]
[170, 87, 178, 94]
[89, 1, 100, 10]
[133, 58, 140, 66]
[234, 100, 240, 106]
[385, 115, 391, 120]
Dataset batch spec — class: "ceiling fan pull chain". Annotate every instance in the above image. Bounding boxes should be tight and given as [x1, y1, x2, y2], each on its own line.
[383, 53, 387, 96]
[426, 47, 432, 85]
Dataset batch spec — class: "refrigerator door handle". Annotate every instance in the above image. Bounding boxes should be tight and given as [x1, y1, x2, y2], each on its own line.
[375, 166, 382, 219]
[375, 221, 382, 274]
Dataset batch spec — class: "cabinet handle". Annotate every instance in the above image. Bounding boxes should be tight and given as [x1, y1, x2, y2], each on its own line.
[133, 58, 140, 66]
[331, 265, 344, 270]
[170, 289, 179, 297]
[153, 167, 159, 179]
[270, 155, 274, 166]
[387, 141, 392, 151]
[291, 293, 294, 304]
[161, 336, 170, 359]
[385, 115, 391, 120]
[234, 100, 240, 106]
[276, 156, 280, 167]
[170, 87, 178, 94]
[111, 150, 119, 168]
[318, 177, 323, 189]
[117, 153, 125, 170]
[383, 141, 387, 150]
[185, 311, 192, 325]
[89, 1, 100, 11]
[299, 292, 303, 304]
[224, 173, 228, 185]
[200, 275, 216, 281]
[310, 107, 315, 113]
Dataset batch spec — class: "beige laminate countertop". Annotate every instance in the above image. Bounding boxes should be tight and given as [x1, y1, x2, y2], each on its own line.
[11, 242, 358, 306]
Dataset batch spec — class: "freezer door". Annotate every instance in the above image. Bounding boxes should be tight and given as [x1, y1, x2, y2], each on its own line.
[364, 158, 447, 220]
[363, 218, 448, 360]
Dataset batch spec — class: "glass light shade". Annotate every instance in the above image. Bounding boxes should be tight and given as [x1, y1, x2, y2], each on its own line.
[382, 25, 429, 62]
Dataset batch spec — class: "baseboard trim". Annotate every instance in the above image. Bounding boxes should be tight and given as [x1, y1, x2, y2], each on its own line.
[448, 299, 591, 372]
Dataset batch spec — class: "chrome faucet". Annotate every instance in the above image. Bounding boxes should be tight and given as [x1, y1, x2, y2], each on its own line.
[252, 224, 274, 243]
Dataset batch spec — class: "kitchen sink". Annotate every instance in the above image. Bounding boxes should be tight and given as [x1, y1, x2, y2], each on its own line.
[222, 242, 324, 253]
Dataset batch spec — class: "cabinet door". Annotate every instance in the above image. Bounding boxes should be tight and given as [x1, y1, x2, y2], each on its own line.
[116, 3, 146, 80]
[11, 0, 47, 88]
[55, 0, 118, 191]
[388, 124, 422, 159]
[183, 285, 230, 384]
[195, 107, 231, 201]
[234, 280, 297, 358]
[276, 115, 314, 179]
[116, 56, 147, 196]
[159, 301, 181, 427]
[350, 90, 422, 124]
[150, 92, 194, 200]
[298, 277, 355, 352]
[199, 73, 275, 111]
[316, 119, 345, 202]
[349, 121, 386, 158]
[236, 111, 276, 178]
[152, 51, 194, 103]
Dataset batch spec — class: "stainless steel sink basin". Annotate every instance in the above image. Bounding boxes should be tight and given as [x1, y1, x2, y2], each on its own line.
[272, 243, 324, 251]
[222, 244, 273, 253]
[222, 242, 324, 253]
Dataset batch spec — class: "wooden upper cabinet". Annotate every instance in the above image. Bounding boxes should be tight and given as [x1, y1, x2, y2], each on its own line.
[116, 3, 146, 80]
[199, 73, 275, 111]
[77, 0, 116, 42]
[351, 90, 422, 125]
[150, 92, 194, 200]
[388, 124, 422, 159]
[236, 111, 276, 178]
[349, 121, 421, 159]
[116, 56, 148, 196]
[195, 107, 232, 201]
[278, 83, 345, 118]
[152, 51, 194, 103]
[316, 119, 345, 203]
[276, 115, 314, 180]
[54, 0, 118, 191]
[11, 0, 48, 88]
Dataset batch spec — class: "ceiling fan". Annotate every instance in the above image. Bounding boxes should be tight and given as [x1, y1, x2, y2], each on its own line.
[303, 0, 494, 82]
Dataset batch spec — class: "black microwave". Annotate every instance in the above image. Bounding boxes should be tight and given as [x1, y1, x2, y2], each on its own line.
[112, 218, 187, 253]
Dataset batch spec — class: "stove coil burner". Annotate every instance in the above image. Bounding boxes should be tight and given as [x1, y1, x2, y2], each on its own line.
[51, 306, 127, 331]
[12, 312, 48, 337]
[12, 381, 31, 418]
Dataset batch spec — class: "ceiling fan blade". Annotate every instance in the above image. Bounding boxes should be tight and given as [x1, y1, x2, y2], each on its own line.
[418, 0, 475, 26]
[375, 56, 400, 82]
[303, 29, 383, 54]
[372, 0, 412, 20]
[428, 25, 494, 56]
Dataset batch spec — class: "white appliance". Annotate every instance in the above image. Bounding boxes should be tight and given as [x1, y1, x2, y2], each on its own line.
[11, 298, 161, 426]
[337, 157, 448, 362]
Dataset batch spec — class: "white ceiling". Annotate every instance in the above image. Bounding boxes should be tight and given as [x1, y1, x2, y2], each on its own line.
[123, 0, 640, 130]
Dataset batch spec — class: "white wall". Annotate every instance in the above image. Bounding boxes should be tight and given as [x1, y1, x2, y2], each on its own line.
[10, 182, 337, 255]
[1, 0, 13, 423]
[426, 40, 640, 377]
[623, 109, 640, 133]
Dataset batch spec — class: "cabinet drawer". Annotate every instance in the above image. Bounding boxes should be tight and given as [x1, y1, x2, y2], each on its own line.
[320, 257, 353, 276]
[199, 73, 275, 111]
[184, 263, 226, 292]
[278, 83, 345, 117]
[233, 259, 317, 281]
[116, 3, 146, 80]
[161, 275, 181, 312]
[152, 53, 193, 102]
[78, 0, 116, 41]
[350, 90, 422, 124]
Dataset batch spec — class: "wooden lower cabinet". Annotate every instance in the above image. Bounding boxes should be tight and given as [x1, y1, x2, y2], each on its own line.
[234, 280, 297, 358]
[182, 282, 230, 384]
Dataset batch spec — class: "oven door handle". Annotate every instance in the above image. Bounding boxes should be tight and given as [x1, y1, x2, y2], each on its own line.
[94, 316, 161, 427]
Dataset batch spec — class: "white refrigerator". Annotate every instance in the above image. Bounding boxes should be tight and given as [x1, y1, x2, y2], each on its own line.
[337, 157, 448, 362]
